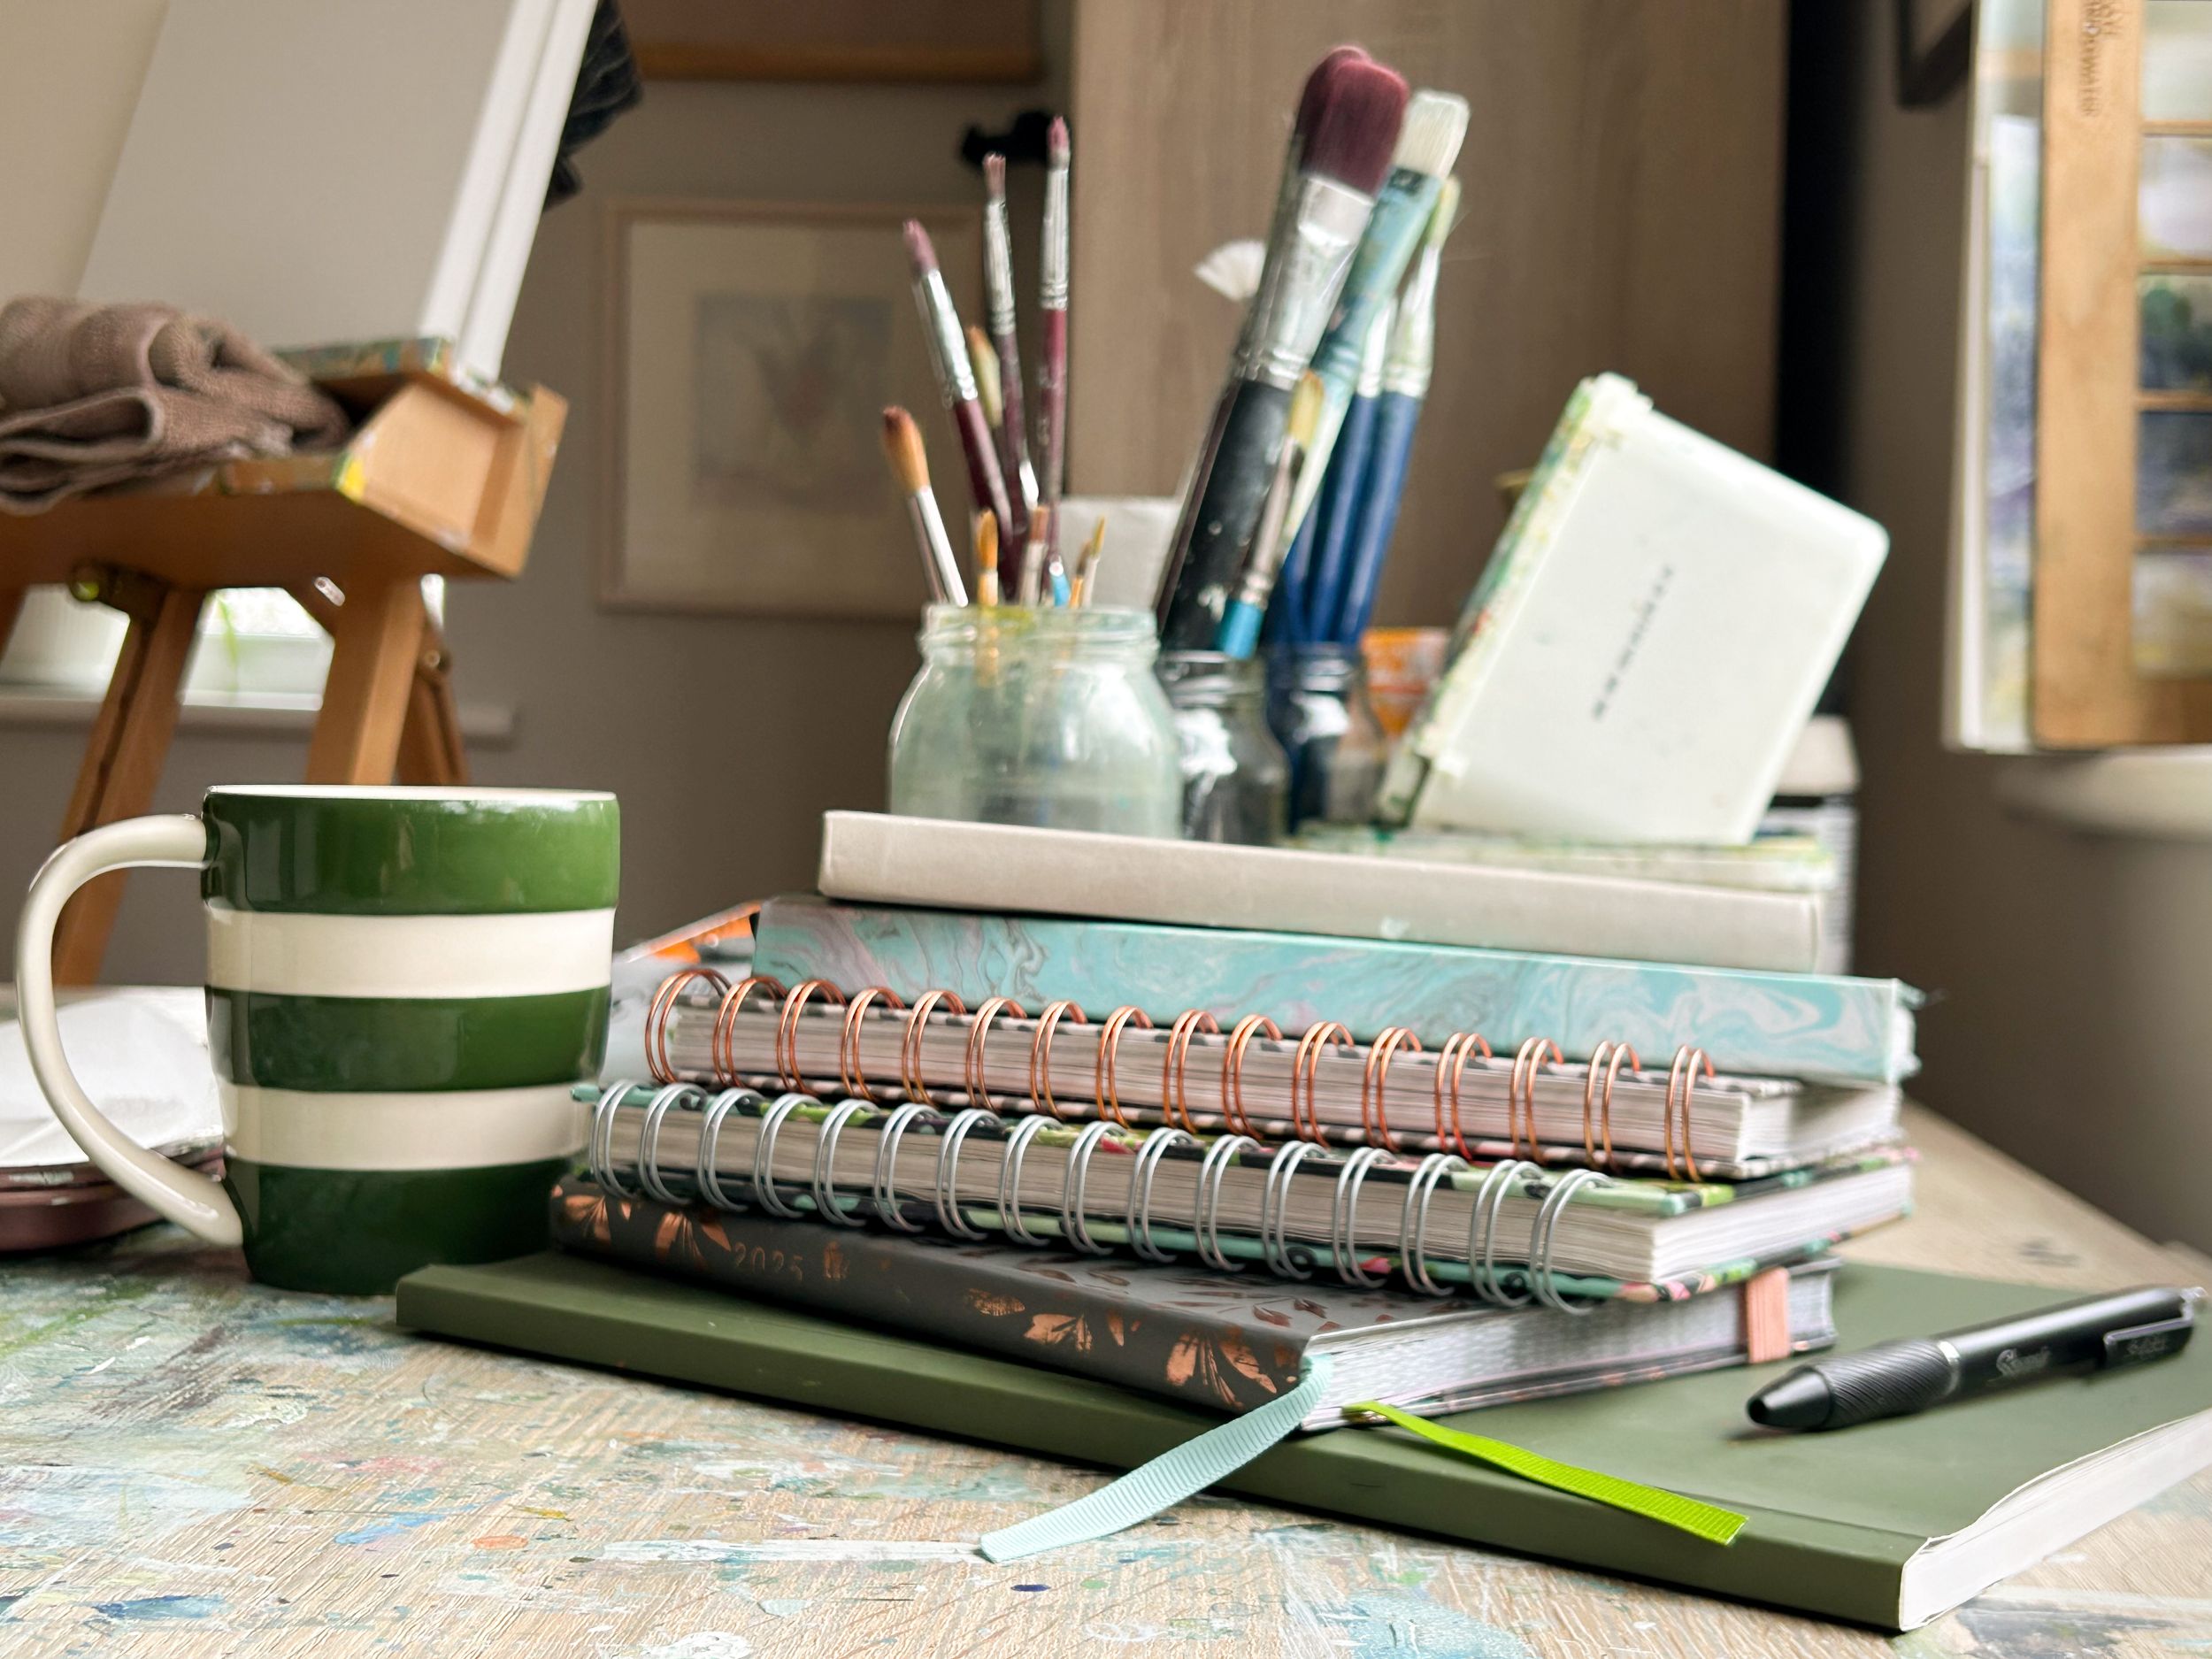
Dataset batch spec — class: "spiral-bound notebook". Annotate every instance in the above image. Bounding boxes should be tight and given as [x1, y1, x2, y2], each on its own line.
[580, 1083, 1913, 1302]
[635, 968, 1902, 1180]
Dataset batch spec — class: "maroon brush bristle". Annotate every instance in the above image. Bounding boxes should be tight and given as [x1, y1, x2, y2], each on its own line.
[1299, 57, 1408, 196]
[984, 152, 1006, 198]
[1048, 116, 1070, 166]
[1296, 45, 1371, 136]
[902, 219, 939, 273]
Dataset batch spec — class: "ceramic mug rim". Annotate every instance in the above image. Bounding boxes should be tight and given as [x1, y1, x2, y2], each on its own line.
[204, 785, 615, 804]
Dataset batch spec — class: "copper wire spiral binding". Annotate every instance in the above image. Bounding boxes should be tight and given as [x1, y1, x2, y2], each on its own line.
[1507, 1036, 1564, 1160]
[1664, 1046, 1714, 1181]
[1058, 1119, 1121, 1254]
[1094, 1005, 1154, 1127]
[1329, 1145, 1391, 1287]
[1161, 1008, 1220, 1133]
[839, 987, 904, 1102]
[1125, 1126, 1194, 1263]
[1220, 1014, 1281, 1137]
[900, 988, 967, 1104]
[964, 995, 1027, 1107]
[1290, 1021, 1353, 1144]
[1432, 1031, 1492, 1158]
[810, 1099, 874, 1225]
[776, 980, 845, 1090]
[1582, 1041, 1641, 1175]
[1194, 1133, 1258, 1272]
[636, 1081, 703, 1205]
[647, 968, 729, 1083]
[1029, 1000, 1088, 1120]
[1360, 1026, 1423, 1152]
[1399, 1152, 1470, 1295]
[712, 975, 787, 1084]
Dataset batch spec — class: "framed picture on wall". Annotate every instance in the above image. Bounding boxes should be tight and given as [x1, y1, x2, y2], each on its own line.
[602, 199, 983, 619]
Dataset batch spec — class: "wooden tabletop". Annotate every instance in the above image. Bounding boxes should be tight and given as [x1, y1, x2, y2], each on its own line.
[4, 1102, 2207, 1659]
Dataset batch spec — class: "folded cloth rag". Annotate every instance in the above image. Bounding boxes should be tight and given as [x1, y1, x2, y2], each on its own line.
[0, 296, 349, 514]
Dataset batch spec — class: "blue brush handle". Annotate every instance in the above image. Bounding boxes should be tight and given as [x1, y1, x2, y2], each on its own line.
[1299, 390, 1381, 644]
[1333, 388, 1423, 644]
[1270, 513, 1321, 646]
[1215, 598, 1265, 658]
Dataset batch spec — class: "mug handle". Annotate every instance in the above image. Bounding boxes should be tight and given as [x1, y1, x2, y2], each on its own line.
[14, 814, 241, 1245]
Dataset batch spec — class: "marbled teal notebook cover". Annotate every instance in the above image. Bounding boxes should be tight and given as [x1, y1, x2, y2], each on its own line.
[753, 896, 1919, 1085]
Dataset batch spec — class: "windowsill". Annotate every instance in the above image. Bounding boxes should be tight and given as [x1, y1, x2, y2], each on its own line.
[0, 686, 517, 745]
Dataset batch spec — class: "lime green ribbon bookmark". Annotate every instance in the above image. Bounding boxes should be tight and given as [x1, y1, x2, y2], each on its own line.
[1346, 1400, 1747, 1545]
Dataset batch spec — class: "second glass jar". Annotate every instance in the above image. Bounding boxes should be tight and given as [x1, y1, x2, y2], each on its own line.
[1157, 650, 1288, 844]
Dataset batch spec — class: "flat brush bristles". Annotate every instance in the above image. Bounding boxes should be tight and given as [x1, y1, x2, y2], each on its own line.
[880, 407, 928, 493]
[1300, 57, 1409, 195]
[1298, 46, 1371, 137]
[1392, 89, 1469, 180]
[1287, 370, 1326, 448]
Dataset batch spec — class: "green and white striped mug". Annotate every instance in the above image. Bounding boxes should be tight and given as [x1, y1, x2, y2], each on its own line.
[14, 786, 618, 1294]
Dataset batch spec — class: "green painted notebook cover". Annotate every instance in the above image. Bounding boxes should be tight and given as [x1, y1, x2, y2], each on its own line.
[395, 1257, 2212, 1630]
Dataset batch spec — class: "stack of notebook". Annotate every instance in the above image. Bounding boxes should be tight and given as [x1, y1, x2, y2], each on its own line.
[397, 813, 2208, 1625]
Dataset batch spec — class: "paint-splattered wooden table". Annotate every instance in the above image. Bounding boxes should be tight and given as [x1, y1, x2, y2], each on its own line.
[4, 1102, 2207, 1659]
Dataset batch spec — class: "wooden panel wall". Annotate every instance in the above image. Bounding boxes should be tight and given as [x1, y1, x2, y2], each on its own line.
[1066, 0, 1786, 627]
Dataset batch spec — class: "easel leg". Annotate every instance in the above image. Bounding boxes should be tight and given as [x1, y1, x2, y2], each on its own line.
[396, 618, 469, 786]
[305, 576, 426, 783]
[52, 581, 206, 986]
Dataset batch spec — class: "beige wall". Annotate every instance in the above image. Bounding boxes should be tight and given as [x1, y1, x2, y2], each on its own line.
[1824, 8, 2212, 1251]
[0, 50, 1065, 984]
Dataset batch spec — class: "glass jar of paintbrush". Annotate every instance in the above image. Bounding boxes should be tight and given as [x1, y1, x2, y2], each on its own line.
[1266, 642, 1387, 829]
[889, 605, 1180, 836]
[1157, 652, 1289, 844]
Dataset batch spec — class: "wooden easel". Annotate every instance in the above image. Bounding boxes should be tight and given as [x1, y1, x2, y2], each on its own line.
[0, 351, 565, 983]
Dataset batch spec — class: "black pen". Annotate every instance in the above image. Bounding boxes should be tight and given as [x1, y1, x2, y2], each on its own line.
[1747, 1285, 2200, 1432]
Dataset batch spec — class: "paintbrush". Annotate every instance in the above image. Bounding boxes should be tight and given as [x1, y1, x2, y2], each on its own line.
[1154, 50, 1407, 650]
[1299, 297, 1394, 641]
[967, 325, 1003, 431]
[903, 219, 1019, 599]
[880, 407, 968, 608]
[1333, 174, 1459, 643]
[1217, 372, 1325, 657]
[1035, 116, 1072, 597]
[1280, 88, 1466, 544]
[975, 507, 1002, 609]
[983, 153, 1040, 530]
[1071, 514, 1108, 605]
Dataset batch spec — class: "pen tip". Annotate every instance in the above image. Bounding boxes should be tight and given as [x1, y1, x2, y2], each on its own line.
[1746, 1368, 1832, 1431]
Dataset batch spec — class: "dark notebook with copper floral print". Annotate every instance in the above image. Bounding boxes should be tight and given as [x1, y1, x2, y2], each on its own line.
[548, 1176, 1836, 1425]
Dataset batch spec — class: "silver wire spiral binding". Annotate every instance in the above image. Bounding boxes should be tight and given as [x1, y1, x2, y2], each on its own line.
[1467, 1158, 1541, 1307]
[590, 1079, 641, 1196]
[1057, 1119, 1121, 1255]
[869, 1101, 937, 1233]
[1124, 1126, 1195, 1263]
[1328, 1146, 1391, 1288]
[749, 1092, 818, 1218]
[995, 1112, 1058, 1245]
[809, 1100, 874, 1226]
[635, 1082, 703, 1205]
[1194, 1134, 1258, 1273]
[695, 1087, 764, 1210]
[932, 1107, 999, 1240]
[1526, 1166, 1607, 1314]
[1258, 1140, 1320, 1280]
[1398, 1152, 1470, 1296]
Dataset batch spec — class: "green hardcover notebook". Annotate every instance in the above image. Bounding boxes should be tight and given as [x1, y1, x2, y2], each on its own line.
[395, 1256, 2212, 1630]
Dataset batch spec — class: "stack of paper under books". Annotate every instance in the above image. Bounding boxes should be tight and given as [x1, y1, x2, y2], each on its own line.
[398, 814, 2212, 1628]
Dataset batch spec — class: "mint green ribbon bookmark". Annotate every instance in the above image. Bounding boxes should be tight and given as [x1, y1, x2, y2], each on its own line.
[1347, 1399, 1747, 1545]
[979, 1356, 1336, 1562]
[977, 1356, 1745, 1563]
